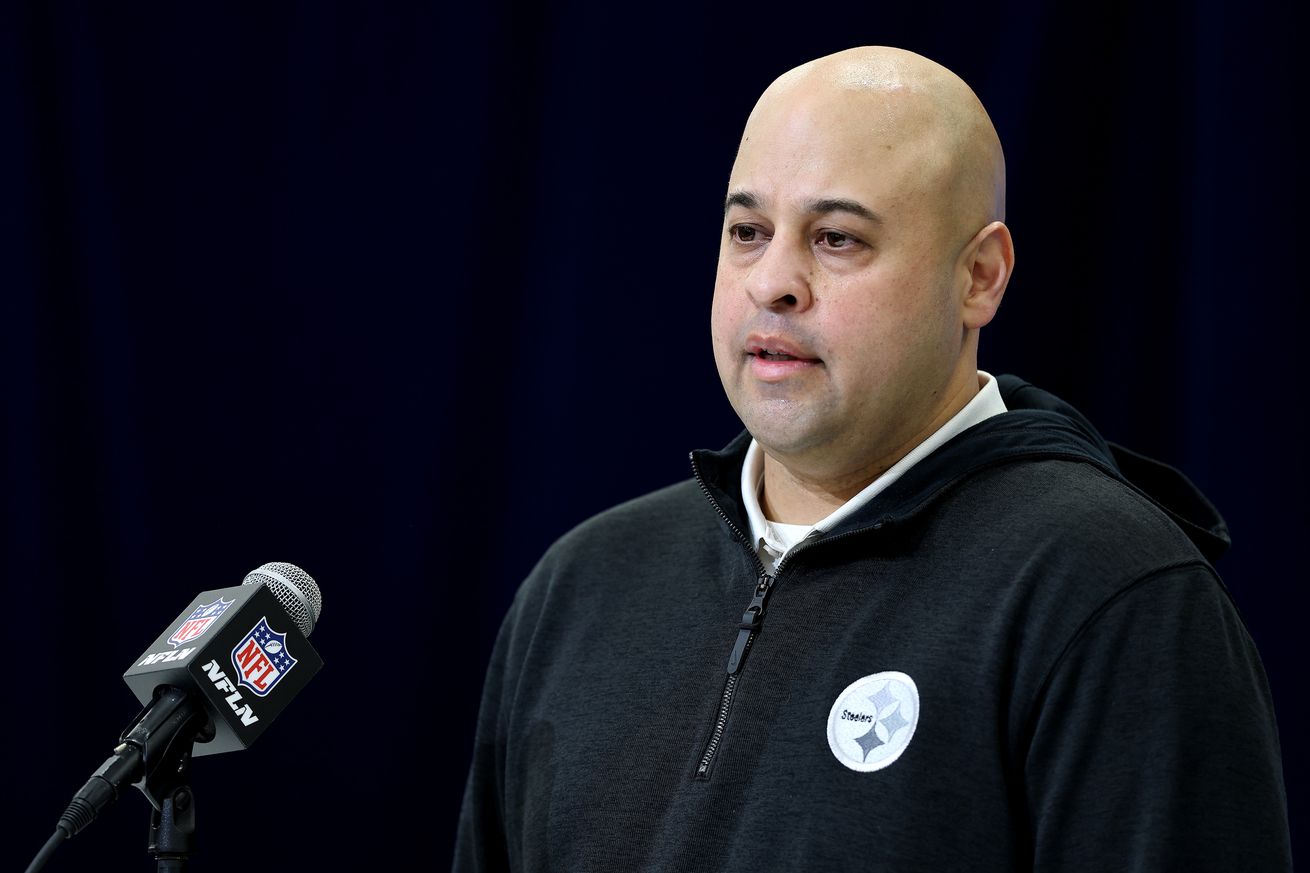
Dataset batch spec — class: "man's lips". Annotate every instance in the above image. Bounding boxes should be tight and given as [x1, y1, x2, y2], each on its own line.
[744, 336, 822, 380]
[745, 337, 821, 363]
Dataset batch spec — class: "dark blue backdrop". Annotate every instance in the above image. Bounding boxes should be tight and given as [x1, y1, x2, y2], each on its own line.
[4, 1, 1303, 869]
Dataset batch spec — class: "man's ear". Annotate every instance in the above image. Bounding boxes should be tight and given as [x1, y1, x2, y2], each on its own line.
[959, 221, 1014, 330]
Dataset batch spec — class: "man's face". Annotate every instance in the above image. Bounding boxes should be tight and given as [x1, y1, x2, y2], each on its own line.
[711, 87, 969, 473]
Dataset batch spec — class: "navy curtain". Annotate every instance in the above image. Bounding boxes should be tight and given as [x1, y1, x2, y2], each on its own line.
[4, 1, 1303, 867]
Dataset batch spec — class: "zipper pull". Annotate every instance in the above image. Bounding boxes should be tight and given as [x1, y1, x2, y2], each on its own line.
[726, 574, 774, 674]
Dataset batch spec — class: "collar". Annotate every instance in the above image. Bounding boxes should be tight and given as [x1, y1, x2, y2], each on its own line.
[692, 374, 1229, 564]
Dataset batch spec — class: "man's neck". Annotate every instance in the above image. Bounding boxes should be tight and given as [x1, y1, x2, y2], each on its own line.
[760, 372, 983, 525]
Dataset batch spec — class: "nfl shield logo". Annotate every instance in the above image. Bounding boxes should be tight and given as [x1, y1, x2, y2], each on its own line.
[231, 617, 298, 698]
[168, 598, 234, 647]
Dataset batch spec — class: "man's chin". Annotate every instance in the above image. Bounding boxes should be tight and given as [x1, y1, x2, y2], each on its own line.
[741, 415, 833, 461]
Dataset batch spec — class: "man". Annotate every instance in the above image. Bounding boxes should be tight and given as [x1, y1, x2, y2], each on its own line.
[454, 47, 1291, 871]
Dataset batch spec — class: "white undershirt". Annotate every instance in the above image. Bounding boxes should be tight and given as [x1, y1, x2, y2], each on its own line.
[740, 371, 1008, 573]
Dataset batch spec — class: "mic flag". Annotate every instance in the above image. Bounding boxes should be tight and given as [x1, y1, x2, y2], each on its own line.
[122, 581, 324, 756]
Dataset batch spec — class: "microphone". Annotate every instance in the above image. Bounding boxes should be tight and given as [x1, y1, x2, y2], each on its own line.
[28, 562, 325, 871]
[121, 561, 324, 756]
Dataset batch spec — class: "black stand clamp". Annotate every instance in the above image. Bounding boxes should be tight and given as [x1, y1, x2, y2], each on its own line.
[113, 687, 214, 872]
[145, 752, 197, 872]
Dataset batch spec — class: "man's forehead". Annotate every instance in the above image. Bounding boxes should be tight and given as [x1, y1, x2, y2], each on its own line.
[742, 83, 928, 149]
[737, 76, 946, 171]
[727, 94, 943, 221]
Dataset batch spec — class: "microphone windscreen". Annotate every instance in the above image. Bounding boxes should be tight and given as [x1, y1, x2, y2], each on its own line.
[243, 562, 322, 637]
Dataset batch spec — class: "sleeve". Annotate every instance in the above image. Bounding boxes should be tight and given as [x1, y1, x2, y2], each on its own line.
[451, 595, 520, 873]
[1024, 564, 1292, 872]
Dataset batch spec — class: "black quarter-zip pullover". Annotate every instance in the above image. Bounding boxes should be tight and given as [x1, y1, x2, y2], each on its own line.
[453, 375, 1291, 872]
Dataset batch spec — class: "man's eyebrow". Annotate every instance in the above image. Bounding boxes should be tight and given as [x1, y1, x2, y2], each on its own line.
[723, 190, 761, 213]
[802, 197, 882, 224]
[722, 191, 882, 225]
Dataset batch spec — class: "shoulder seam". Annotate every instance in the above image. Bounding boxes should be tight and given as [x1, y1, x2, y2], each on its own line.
[1017, 558, 1220, 752]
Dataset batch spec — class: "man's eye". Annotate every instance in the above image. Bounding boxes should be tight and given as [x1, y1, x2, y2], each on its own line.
[820, 230, 853, 248]
[730, 225, 758, 243]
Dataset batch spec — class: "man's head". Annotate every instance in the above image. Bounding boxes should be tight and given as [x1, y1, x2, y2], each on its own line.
[711, 46, 1014, 492]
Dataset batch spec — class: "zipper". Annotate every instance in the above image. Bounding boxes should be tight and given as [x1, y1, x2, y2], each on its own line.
[690, 452, 893, 782]
[695, 571, 774, 778]
[691, 456, 765, 780]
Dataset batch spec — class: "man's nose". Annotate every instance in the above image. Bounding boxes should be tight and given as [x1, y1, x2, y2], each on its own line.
[744, 238, 813, 311]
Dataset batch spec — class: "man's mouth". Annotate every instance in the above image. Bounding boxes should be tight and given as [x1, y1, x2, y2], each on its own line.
[754, 348, 801, 361]
[743, 340, 823, 382]
[746, 341, 820, 364]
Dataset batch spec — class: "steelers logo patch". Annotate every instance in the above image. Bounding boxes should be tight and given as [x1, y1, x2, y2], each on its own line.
[826, 671, 920, 772]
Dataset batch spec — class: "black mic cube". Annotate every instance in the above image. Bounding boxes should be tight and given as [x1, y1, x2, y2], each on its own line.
[123, 583, 324, 756]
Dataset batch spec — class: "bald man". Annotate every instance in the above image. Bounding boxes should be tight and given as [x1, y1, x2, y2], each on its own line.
[454, 48, 1291, 872]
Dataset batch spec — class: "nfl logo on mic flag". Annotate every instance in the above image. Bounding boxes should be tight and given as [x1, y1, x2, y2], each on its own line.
[231, 617, 298, 697]
[168, 598, 234, 647]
